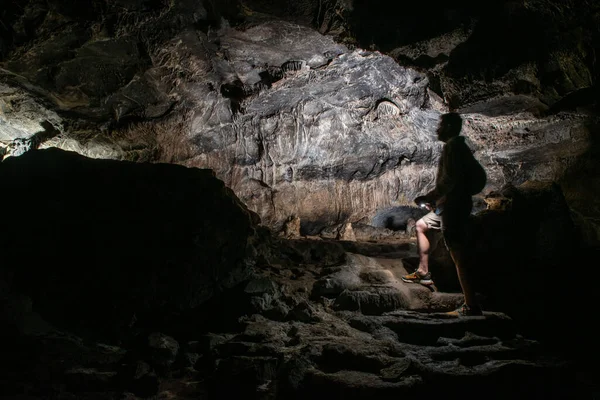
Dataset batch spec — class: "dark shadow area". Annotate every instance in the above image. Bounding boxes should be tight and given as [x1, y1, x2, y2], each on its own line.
[557, 119, 600, 223]
[372, 206, 428, 231]
[0, 148, 257, 342]
[467, 182, 600, 369]
[401, 179, 600, 378]
[293, 362, 582, 400]
[546, 85, 600, 116]
[445, 5, 549, 82]
[348, 0, 490, 51]
[199, 0, 244, 30]
[0, 1, 23, 61]
[239, 0, 318, 27]
[301, 216, 349, 236]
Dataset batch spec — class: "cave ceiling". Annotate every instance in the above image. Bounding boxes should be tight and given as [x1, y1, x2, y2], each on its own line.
[0, 0, 598, 236]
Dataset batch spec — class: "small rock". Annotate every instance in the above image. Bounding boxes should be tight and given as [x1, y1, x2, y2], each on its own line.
[181, 352, 200, 368]
[197, 333, 231, 353]
[282, 215, 301, 238]
[185, 340, 201, 353]
[64, 367, 118, 391]
[380, 358, 413, 382]
[245, 277, 279, 295]
[148, 332, 179, 368]
[263, 299, 291, 320]
[288, 301, 320, 323]
[337, 222, 356, 241]
[437, 331, 499, 348]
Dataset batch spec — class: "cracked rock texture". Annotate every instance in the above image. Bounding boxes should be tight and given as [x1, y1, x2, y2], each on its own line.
[1, 0, 598, 239]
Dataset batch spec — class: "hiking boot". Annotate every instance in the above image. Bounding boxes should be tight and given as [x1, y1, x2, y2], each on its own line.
[446, 303, 483, 317]
[401, 270, 434, 286]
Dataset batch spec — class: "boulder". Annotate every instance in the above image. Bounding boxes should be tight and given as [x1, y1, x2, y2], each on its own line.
[468, 180, 589, 344]
[0, 148, 258, 337]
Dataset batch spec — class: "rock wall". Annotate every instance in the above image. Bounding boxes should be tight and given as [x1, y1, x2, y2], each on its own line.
[0, 0, 598, 239]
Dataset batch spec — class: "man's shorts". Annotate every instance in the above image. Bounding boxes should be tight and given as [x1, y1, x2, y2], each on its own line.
[421, 211, 442, 230]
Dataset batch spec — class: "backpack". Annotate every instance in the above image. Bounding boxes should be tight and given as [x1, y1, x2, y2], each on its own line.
[466, 155, 487, 195]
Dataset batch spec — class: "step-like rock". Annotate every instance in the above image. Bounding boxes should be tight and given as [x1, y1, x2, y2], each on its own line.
[348, 310, 518, 346]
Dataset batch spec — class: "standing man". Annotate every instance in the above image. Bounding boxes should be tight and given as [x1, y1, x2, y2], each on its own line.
[402, 112, 486, 316]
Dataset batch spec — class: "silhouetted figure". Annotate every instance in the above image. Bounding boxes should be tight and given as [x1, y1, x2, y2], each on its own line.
[402, 112, 486, 316]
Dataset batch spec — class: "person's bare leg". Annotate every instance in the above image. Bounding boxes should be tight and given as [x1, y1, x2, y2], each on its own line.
[448, 247, 478, 308]
[416, 218, 431, 275]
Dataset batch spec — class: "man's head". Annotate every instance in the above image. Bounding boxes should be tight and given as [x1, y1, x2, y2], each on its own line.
[437, 112, 463, 142]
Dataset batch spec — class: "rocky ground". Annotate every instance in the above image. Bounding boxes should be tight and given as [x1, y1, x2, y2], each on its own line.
[0, 149, 598, 400]
[2, 231, 597, 399]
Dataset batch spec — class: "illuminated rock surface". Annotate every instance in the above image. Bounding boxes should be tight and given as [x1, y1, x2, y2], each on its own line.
[1, 0, 598, 236]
